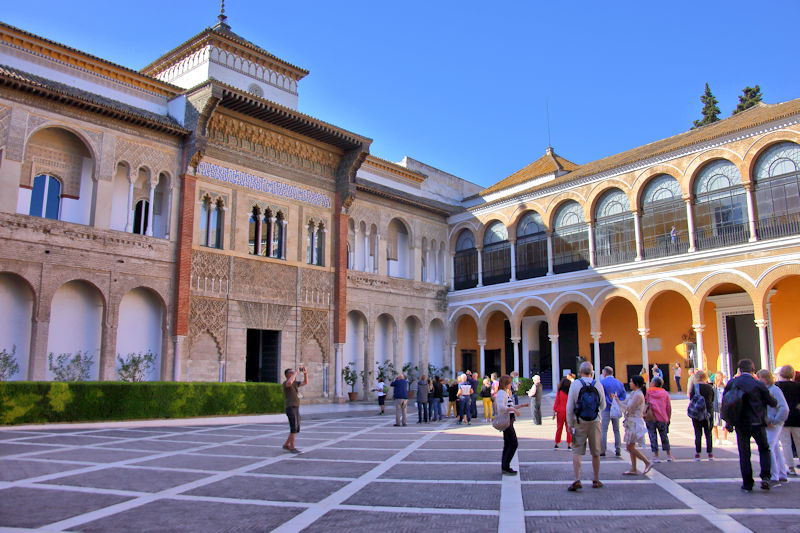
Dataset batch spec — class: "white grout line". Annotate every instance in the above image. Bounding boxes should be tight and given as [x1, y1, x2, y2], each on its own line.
[269, 422, 449, 533]
[499, 445, 524, 533]
[524, 509, 701, 517]
[333, 504, 499, 516]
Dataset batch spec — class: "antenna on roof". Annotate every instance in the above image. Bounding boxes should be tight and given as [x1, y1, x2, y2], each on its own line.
[546, 97, 552, 151]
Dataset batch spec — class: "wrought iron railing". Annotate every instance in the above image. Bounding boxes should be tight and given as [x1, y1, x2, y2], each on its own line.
[756, 213, 800, 241]
[694, 222, 749, 251]
[641, 234, 688, 260]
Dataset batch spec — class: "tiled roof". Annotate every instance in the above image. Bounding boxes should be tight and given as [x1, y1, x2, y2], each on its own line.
[0, 64, 187, 134]
[479, 99, 800, 203]
[480, 148, 578, 196]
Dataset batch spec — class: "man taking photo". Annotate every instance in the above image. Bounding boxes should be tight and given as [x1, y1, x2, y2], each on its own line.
[282, 365, 308, 453]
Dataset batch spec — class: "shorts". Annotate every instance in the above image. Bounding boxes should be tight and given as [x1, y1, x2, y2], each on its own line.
[572, 420, 602, 456]
[378, 395, 385, 406]
[286, 406, 300, 434]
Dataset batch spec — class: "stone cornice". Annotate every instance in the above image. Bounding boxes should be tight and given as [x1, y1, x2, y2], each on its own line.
[362, 155, 426, 184]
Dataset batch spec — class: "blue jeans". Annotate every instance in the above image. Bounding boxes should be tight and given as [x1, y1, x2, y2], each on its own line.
[417, 401, 429, 422]
[646, 421, 671, 453]
[429, 398, 442, 421]
[675, 376, 682, 392]
[458, 397, 471, 422]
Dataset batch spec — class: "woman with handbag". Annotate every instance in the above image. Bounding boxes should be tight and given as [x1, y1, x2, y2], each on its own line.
[497, 375, 523, 475]
[612, 374, 653, 475]
[527, 375, 543, 425]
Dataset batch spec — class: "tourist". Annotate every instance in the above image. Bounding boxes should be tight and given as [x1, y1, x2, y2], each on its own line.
[416, 375, 429, 424]
[565, 362, 605, 491]
[599, 366, 625, 457]
[430, 376, 444, 421]
[686, 368, 697, 398]
[639, 366, 649, 382]
[447, 378, 459, 418]
[776, 365, 800, 476]
[613, 374, 652, 476]
[674, 362, 682, 392]
[724, 359, 777, 491]
[282, 365, 308, 454]
[467, 370, 479, 419]
[712, 373, 729, 446]
[480, 377, 493, 422]
[511, 371, 520, 405]
[527, 374, 543, 425]
[690, 370, 715, 460]
[457, 373, 473, 425]
[652, 364, 663, 381]
[390, 373, 409, 427]
[490, 372, 500, 416]
[757, 369, 789, 486]
[645, 376, 674, 462]
[498, 374, 523, 475]
[372, 377, 386, 415]
[553, 377, 572, 449]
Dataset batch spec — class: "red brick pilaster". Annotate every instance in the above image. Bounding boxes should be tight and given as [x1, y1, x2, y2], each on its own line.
[333, 191, 348, 344]
[174, 174, 196, 337]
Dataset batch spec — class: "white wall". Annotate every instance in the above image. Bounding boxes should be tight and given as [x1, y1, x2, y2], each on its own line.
[403, 318, 418, 368]
[116, 288, 163, 381]
[344, 312, 365, 386]
[110, 168, 129, 231]
[388, 233, 409, 278]
[60, 159, 94, 225]
[428, 321, 444, 370]
[0, 274, 33, 380]
[16, 187, 31, 215]
[46, 281, 103, 380]
[375, 315, 393, 369]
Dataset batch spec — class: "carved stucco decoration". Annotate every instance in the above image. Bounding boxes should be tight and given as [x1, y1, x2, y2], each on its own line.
[301, 308, 330, 362]
[191, 250, 229, 295]
[206, 114, 339, 177]
[238, 301, 291, 330]
[299, 267, 331, 307]
[0, 105, 9, 151]
[115, 138, 175, 183]
[188, 296, 227, 357]
[232, 257, 296, 302]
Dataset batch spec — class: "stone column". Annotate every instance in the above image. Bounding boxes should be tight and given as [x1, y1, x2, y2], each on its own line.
[755, 319, 770, 371]
[638, 328, 650, 378]
[99, 322, 117, 381]
[633, 210, 643, 261]
[685, 197, 697, 252]
[549, 334, 560, 392]
[587, 222, 596, 268]
[353, 226, 361, 269]
[254, 212, 262, 256]
[334, 343, 344, 398]
[124, 179, 135, 232]
[511, 337, 520, 374]
[28, 318, 49, 381]
[268, 216, 276, 257]
[280, 220, 288, 259]
[164, 185, 174, 240]
[373, 233, 380, 273]
[476, 246, 484, 287]
[364, 229, 371, 273]
[172, 335, 186, 381]
[509, 239, 517, 282]
[478, 339, 486, 378]
[450, 343, 457, 375]
[745, 183, 758, 242]
[449, 252, 456, 290]
[693, 324, 705, 370]
[145, 181, 156, 237]
[546, 232, 554, 275]
[311, 223, 319, 265]
[591, 331, 602, 376]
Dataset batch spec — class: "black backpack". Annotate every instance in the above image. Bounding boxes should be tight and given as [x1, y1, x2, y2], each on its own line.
[480, 384, 491, 398]
[574, 379, 601, 422]
[720, 384, 745, 427]
[687, 384, 709, 421]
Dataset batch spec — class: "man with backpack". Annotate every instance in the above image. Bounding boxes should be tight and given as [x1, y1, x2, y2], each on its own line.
[565, 361, 606, 491]
[722, 359, 777, 492]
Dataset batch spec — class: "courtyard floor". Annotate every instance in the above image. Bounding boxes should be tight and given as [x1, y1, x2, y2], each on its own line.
[1, 396, 798, 532]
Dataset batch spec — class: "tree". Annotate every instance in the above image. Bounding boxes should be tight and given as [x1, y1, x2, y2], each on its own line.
[0, 346, 20, 381]
[48, 351, 94, 381]
[117, 351, 157, 382]
[692, 83, 720, 129]
[732, 85, 763, 115]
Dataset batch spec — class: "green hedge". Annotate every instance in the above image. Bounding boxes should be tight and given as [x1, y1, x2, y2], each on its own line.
[0, 381, 284, 425]
[518, 377, 533, 396]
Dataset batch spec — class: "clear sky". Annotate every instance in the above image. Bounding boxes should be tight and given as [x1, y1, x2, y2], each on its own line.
[3, 1, 799, 188]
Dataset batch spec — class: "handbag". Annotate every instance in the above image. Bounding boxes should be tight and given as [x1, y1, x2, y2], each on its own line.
[643, 401, 655, 422]
[492, 411, 511, 432]
[609, 398, 622, 419]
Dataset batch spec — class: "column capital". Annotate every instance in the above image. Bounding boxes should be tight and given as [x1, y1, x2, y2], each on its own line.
[638, 327, 650, 337]
[548, 334, 559, 342]
[683, 194, 692, 203]
[754, 319, 769, 329]
[692, 324, 705, 333]
[477, 339, 487, 347]
[590, 331, 602, 340]
[510, 337, 521, 343]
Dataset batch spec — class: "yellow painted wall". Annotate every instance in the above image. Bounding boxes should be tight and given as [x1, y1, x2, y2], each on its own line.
[486, 313, 507, 376]
[562, 303, 592, 367]
[702, 300, 721, 373]
[455, 316, 478, 373]
[648, 291, 694, 389]
[599, 297, 640, 375]
[771, 276, 800, 370]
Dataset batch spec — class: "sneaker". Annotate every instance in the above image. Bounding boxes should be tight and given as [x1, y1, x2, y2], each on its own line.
[653, 454, 660, 463]
[554, 444, 559, 449]
[788, 468, 798, 476]
[567, 445, 572, 450]
[599, 452, 606, 457]
[501, 468, 518, 475]
[779, 477, 788, 483]
[708, 453, 714, 461]
[288, 448, 301, 454]
[393, 424, 401, 427]
[467, 421, 471, 425]
[694, 454, 701, 462]
[740, 485, 753, 492]
[615, 450, 622, 457]
[771, 479, 782, 488]
[761, 481, 771, 491]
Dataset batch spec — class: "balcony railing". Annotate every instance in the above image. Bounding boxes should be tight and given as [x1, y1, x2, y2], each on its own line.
[642, 234, 689, 260]
[594, 245, 636, 267]
[552, 251, 589, 274]
[756, 213, 800, 241]
[694, 222, 749, 251]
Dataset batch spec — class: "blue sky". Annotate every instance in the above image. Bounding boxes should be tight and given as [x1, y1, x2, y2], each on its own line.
[4, 1, 799, 188]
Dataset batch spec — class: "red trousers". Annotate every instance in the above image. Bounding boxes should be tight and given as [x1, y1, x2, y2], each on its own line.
[555, 412, 572, 444]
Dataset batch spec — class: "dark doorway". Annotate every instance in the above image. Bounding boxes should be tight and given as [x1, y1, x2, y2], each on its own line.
[590, 342, 615, 373]
[504, 320, 514, 375]
[535, 321, 553, 390]
[726, 313, 759, 371]
[485, 349, 501, 377]
[558, 313, 579, 378]
[461, 350, 475, 373]
[246, 329, 280, 382]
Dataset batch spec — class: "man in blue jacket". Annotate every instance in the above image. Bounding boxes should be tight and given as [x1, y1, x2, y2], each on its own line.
[390, 373, 409, 426]
[599, 366, 626, 457]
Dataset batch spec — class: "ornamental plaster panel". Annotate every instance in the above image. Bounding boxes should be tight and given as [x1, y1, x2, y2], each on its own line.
[188, 295, 226, 357]
[231, 257, 296, 302]
[0, 104, 9, 150]
[236, 301, 291, 330]
[301, 308, 329, 362]
[191, 250, 229, 296]
[114, 138, 176, 183]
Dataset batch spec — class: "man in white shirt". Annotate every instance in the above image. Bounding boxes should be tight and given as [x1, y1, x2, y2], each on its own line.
[565, 361, 606, 491]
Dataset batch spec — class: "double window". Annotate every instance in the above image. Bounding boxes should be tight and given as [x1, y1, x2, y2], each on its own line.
[248, 207, 285, 259]
[30, 174, 61, 220]
[200, 197, 224, 249]
[306, 221, 325, 266]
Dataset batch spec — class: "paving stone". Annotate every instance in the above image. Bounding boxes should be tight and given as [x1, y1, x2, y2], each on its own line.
[96, 439, 202, 452]
[0, 430, 43, 440]
[184, 474, 346, 503]
[86, 429, 167, 438]
[198, 444, 280, 457]
[30, 447, 153, 463]
[682, 479, 800, 508]
[521, 483, 688, 510]
[77, 499, 304, 532]
[655, 458, 756, 480]
[304, 510, 498, 533]
[16, 435, 122, 446]
[130, 452, 263, 471]
[516, 449, 578, 462]
[525, 514, 718, 533]
[382, 462, 503, 481]
[296, 448, 397, 461]
[336, 438, 416, 449]
[0, 459, 87, 481]
[731, 513, 800, 532]
[42, 466, 208, 493]
[0, 442, 61, 457]
[520, 461, 649, 481]
[405, 449, 494, 462]
[239, 436, 329, 446]
[152, 433, 238, 443]
[0, 486, 130, 528]
[344, 481, 501, 509]
[253, 458, 379, 478]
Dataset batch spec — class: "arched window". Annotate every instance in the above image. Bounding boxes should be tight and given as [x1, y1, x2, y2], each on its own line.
[516, 211, 547, 279]
[133, 199, 149, 235]
[594, 189, 635, 266]
[387, 219, 411, 278]
[753, 142, 800, 239]
[640, 175, 687, 259]
[306, 220, 324, 266]
[693, 160, 747, 250]
[315, 223, 326, 267]
[271, 212, 285, 259]
[454, 229, 478, 290]
[200, 197, 224, 249]
[482, 221, 510, 285]
[29, 174, 61, 220]
[552, 201, 589, 273]
[248, 207, 260, 255]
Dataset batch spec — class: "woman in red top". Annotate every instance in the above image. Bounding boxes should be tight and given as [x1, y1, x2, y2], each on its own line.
[553, 377, 572, 449]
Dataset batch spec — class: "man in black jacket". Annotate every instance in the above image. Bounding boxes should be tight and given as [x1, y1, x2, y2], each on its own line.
[724, 358, 778, 491]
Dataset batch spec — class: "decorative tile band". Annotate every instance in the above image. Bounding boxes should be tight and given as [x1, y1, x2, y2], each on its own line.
[197, 161, 331, 208]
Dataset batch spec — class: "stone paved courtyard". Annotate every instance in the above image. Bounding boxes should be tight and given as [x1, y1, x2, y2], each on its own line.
[1, 397, 799, 532]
